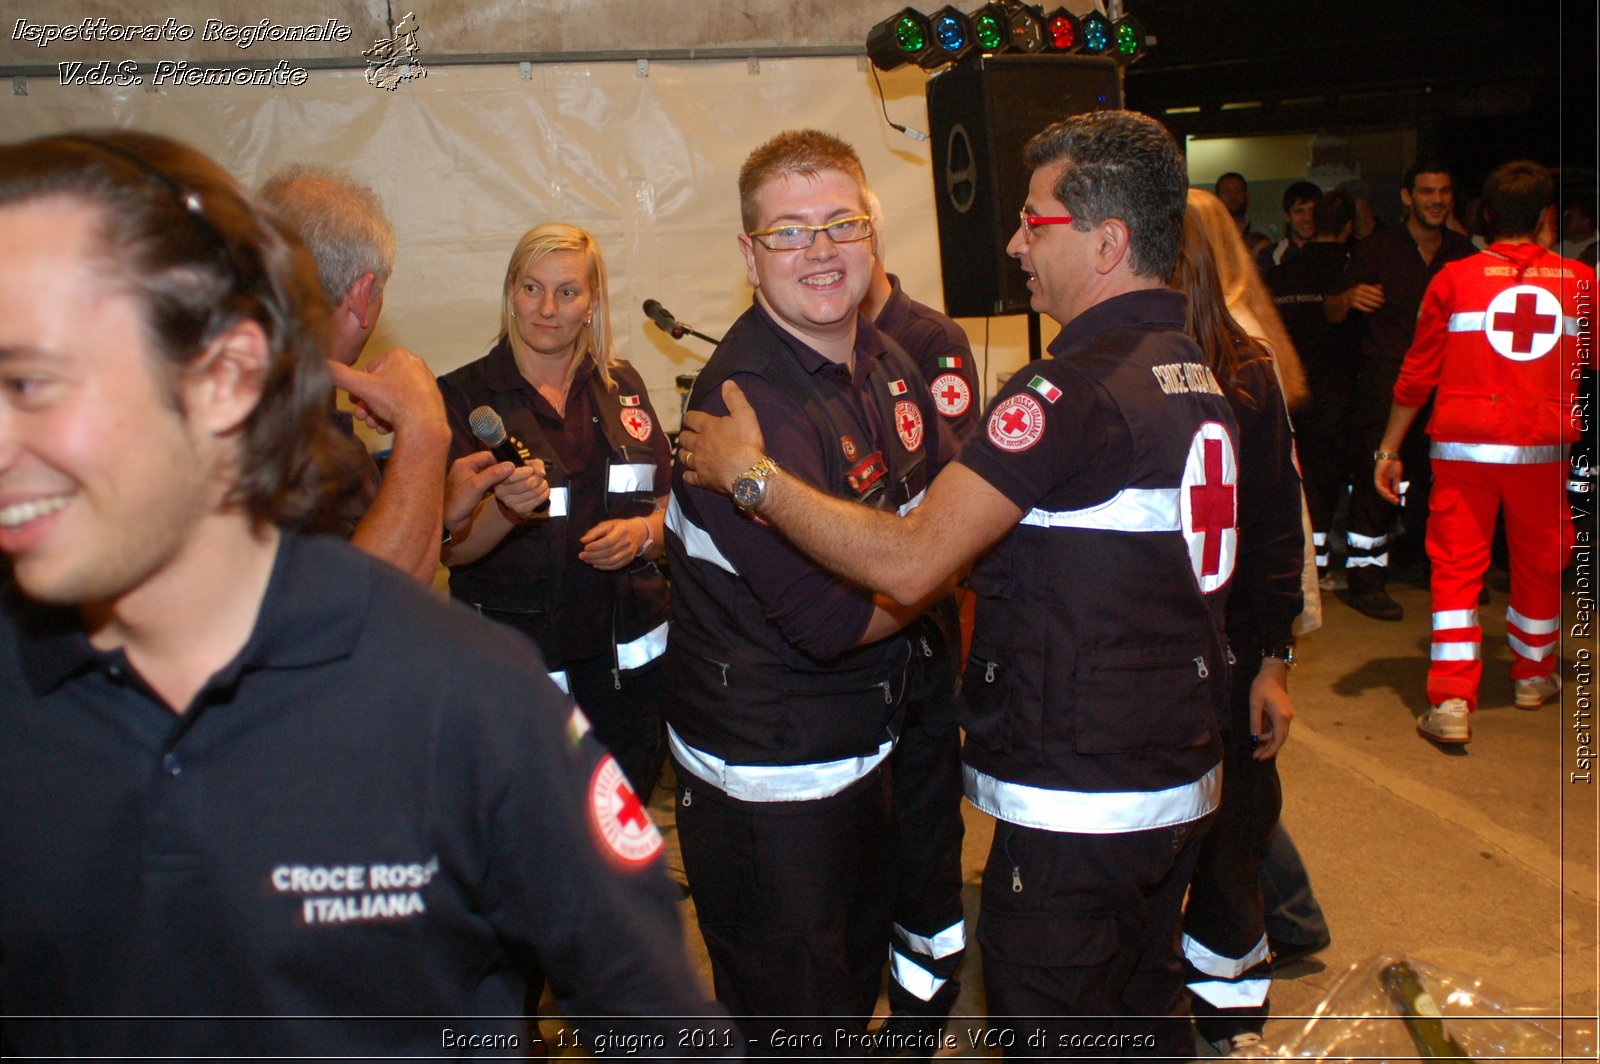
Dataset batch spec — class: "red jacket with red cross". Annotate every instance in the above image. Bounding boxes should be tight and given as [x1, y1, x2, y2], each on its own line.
[1394, 242, 1590, 449]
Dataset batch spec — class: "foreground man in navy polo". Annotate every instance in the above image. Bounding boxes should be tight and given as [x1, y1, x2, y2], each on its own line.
[0, 132, 727, 1058]
[680, 110, 1236, 1057]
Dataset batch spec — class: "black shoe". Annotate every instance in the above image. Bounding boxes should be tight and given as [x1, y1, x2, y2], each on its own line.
[1348, 588, 1404, 621]
[1268, 934, 1331, 970]
[868, 1015, 948, 1061]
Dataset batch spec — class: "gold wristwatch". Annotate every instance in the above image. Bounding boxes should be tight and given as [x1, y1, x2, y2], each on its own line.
[731, 456, 779, 512]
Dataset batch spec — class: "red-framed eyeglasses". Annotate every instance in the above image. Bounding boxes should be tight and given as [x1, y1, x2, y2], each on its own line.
[1018, 209, 1075, 237]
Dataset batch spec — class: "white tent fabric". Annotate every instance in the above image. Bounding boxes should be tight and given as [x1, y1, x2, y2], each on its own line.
[0, 57, 1040, 433]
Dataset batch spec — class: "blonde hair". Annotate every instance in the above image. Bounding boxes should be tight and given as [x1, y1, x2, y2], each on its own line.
[499, 223, 614, 389]
[1186, 188, 1307, 408]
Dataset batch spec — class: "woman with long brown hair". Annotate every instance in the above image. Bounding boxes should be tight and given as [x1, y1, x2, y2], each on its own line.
[1172, 190, 1308, 1054]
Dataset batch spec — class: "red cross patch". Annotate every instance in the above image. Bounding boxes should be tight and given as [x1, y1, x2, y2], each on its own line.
[895, 400, 924, 452]
[1179, 421, 1238, 593]
[841, 435, 858, 462]
[932, 372, 972, 418]
[1485, 284, 1562, 361]
[987, 394, 1044, 452]
[620, 407, 653, 443]
[588, 755, 663, 868]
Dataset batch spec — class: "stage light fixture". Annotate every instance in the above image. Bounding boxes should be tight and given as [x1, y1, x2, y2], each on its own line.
[866, 8, 936, 70]
[969, 4, 1010, 53]
[1112, 15, 1146, 62]
[921, 6, 977, 67]
[1078, 10, 1111, 54]
[1005, 3, 1048, 52]
[1043, 8, 1081, 51]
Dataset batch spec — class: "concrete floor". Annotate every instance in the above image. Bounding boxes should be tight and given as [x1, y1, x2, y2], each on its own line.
[555, 560, 1600, 1058]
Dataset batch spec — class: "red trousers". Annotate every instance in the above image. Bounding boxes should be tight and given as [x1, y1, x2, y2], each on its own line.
[1426, 458, 1572, 709]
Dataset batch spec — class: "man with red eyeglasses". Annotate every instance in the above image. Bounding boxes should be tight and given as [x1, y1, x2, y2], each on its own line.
[679, 110, 1237, 1057]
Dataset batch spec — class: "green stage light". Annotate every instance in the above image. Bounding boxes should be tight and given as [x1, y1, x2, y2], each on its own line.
[969, 4, 1009, 52]
[867, 8, 936, 70]
[1113, 14, 1146, 62]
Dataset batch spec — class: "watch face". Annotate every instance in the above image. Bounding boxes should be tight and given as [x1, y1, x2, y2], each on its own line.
[732, 476, 762, 510]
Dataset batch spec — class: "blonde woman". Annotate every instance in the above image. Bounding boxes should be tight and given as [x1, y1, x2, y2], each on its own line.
[440, 224, 669, 799]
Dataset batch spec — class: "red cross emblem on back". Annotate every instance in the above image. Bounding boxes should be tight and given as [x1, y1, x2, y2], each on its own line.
[1481, 284, 1563, 361]
[1179, 422, 1238, 593]
[1492, 291, 1556, 353]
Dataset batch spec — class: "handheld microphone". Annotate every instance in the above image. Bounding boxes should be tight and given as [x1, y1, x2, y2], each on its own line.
[467, 405, 527, 469]
[643, 299, 681, 335]
[468, 405, 550, 516]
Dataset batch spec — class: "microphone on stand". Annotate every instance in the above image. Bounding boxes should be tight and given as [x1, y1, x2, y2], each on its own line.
[643, 299, 685, 338]
[642, 298, 723, 346]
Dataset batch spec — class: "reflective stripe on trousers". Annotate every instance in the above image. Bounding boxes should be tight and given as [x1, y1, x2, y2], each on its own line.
[668, 725, 894, 803]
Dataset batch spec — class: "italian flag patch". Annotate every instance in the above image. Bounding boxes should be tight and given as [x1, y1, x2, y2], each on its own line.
[938, 356, 962, 369]
[619, 395, 641, 407]
[1028, 375, 1062, 403]
[888, 379, 908, 395]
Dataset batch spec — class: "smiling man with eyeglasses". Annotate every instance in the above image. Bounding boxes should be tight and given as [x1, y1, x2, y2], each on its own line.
[679, 110, 1240, 1057]
[663, 129, 950, 1050]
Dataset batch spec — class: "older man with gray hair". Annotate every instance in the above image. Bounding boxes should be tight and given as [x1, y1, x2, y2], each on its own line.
[261, 166, 462, 583]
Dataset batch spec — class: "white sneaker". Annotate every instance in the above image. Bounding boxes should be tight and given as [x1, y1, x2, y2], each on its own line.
[1514, 673, 1560, 709]
[1418, 698, 1470, 743]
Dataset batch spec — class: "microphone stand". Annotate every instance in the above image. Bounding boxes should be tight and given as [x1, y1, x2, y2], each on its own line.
[658, 320, 722, 346]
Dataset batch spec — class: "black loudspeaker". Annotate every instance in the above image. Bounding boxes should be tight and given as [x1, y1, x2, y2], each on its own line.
[926, 55, 1122, 318]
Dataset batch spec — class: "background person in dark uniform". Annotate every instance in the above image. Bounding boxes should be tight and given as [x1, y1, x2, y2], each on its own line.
[1256, 180, 1323, 274]
[1327, 159, 1477, 620]
[679, 110, 1235, 1059]
[0, 131, 727, 1059]
[1174, 191, 1304, 1056]
[439, 224, 670, 801]
[861, 189, 975, 1047]
[663, 130, 947, 1052]
[1269, 190, 1362, 588]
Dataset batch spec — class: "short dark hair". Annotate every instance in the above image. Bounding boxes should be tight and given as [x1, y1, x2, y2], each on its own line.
[1403, 159, 1452, 192]
[1282, 181, 1322, 213]
[0, 131, 364, 533]
[1024, 109, 1187, 281]
[1216, 172, 1247, 190]
[1313, 190, 1355, 237]
[1481, 160, 1554, 239]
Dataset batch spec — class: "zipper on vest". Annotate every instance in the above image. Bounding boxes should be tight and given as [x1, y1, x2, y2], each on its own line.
[1226, 646, 1237, 666]
[1194, 656, 1209, 678]
[718, 661, 730, 686]
[919, 636, 933, 658]
[880, 680, 893, 704]
[984, 661, 997, 683]
[681, 785, 692, 807]
[611, 667, 621, 691]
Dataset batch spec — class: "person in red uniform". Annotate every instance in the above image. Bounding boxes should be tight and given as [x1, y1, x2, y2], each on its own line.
[1375, 160, 1589, 744]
